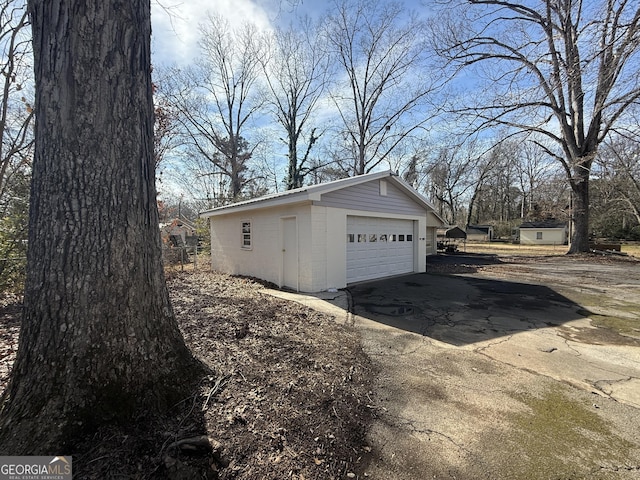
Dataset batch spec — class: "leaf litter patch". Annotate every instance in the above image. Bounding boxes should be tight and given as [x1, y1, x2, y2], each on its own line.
[0, 271, 375, 479]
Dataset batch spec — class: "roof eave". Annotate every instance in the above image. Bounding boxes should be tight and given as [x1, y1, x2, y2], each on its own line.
[200, 195, 311, 218]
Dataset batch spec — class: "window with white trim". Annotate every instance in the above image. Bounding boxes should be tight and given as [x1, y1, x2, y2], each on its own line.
[241, 221, 252, 249]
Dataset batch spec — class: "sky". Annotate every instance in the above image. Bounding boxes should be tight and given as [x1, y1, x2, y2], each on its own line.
[151, 0, 300, 67]
[149, 0, 439, 200]
[150, 0, 425, 67]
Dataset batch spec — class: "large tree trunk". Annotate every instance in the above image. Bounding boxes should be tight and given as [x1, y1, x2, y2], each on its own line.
[0, 0, 204, 453]
[568, 168, 590, 253]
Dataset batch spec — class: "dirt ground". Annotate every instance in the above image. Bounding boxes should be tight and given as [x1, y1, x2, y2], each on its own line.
[0, 272, 374, 479]
[1, 252, 639, 479]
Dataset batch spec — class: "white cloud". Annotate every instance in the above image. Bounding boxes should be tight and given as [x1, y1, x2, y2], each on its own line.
[151, 0, 275, 67]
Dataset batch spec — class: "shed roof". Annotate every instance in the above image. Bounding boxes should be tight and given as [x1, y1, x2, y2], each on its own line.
[445, 226, 467, 239]
[200, 170, 442, 219]
[466, 224, 492, 234]
[520, 220, 567, 229]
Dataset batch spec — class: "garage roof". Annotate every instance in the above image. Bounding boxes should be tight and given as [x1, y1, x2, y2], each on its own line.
[200, 170, 440, 218]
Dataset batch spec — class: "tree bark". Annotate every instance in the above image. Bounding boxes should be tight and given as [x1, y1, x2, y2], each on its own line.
[0, 0, 204, 453]
[568, 168, 590, 253]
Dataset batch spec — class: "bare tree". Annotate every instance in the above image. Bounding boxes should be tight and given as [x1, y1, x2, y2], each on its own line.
[163, 14, 266, 202]
[465, 143, 507, 227]
[152, 73, 181, 172]
[325, 0, 436, 175]
[0, 1, 33, 291]
[0, 1, 33, 204]
[432, 0, 640, 252]
[0, 0, 203, 452]
[598, 135, 640, 225]
[515, 140, 558, 220]
[260, 20, 331, 189]
[424, 141, 482, 225]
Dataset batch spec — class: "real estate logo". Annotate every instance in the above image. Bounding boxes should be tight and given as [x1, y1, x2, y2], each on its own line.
[0, 456, 72, 480]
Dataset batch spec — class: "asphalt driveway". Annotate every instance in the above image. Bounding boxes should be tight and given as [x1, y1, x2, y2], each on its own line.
[348, 266, 583, 346]
[345, 254, 640, 479]
[267, 253, 640, 479]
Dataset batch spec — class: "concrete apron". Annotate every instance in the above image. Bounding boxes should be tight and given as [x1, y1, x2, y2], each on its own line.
[264, 272, 640, 480]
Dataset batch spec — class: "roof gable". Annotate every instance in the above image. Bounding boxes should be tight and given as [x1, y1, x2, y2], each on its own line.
[200, 170, 441, 218]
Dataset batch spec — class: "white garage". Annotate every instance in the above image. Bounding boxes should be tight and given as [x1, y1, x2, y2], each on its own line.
[201, 170, 445, 292]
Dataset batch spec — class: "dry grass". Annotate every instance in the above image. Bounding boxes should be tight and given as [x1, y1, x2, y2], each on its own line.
[462, 242, 568, 256]
[460, 241, 640, 258]
[622, 244, 640, 257]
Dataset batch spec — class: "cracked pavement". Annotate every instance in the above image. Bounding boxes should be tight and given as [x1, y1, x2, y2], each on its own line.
[346, 254, 640, 479]
[268, 254, 640, 479]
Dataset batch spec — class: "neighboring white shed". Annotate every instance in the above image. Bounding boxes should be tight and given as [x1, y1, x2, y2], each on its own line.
[466, 224, 494, 242]
[519, 220, 568, 245]
[200, 170, 444, 292]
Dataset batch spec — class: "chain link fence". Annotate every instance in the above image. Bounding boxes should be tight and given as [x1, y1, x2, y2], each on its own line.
[0, 238, 209, 295]
[162, 235, 211, 272]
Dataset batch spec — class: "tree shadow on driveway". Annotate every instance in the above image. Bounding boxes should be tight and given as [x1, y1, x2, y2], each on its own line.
[348, 255, 584, 346]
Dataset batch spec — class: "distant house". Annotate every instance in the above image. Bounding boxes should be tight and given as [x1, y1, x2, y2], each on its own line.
[519, 220, 568, 245]
[466, 224, 494, 242]
[160, 218, 197, 247]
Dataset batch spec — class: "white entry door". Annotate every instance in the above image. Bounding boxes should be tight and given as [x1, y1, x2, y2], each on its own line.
[282, 217, 298, 290]
[346, 216, 415, 283]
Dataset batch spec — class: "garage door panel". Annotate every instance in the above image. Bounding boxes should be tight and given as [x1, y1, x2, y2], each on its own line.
[346, 216, 414, 283]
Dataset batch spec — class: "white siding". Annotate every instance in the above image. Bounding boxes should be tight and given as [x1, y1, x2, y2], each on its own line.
[425, 211, 441, 255]
[323, 207, 347, 291]
[210, 204, 317, 291]
[520, 228, 567, 245]
[318, 180, 425, 216]
[426, 226, 437, 255]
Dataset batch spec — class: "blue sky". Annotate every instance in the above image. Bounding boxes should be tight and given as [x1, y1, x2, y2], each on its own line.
[151, 0, 274, 66]
[150, 0, 428, 67]
[150, 0, 440, 198]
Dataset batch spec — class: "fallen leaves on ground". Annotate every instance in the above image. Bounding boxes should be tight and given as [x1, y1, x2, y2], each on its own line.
[0, 271, 375, 479]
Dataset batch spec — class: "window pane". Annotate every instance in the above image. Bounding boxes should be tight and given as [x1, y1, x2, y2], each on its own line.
[369, 234, 377, 242]
[347, 233, 355, 243]
[358, 234, 367, 242]
[399, 234, 405, 241]
[380, 234, 387, 242]
[242, 221, 251, 248]
[407, 234, 413, 241]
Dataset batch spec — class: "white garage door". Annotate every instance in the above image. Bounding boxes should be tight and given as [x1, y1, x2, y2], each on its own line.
[347, 216, 415, 284]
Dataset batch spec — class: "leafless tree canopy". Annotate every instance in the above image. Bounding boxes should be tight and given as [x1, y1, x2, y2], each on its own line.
[161, 14, 266, 204]
[325, 0, 437, 175]
[0, 1, 32, 204]
[260, 20, 331, 189]
[431, 0, 640, 251]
